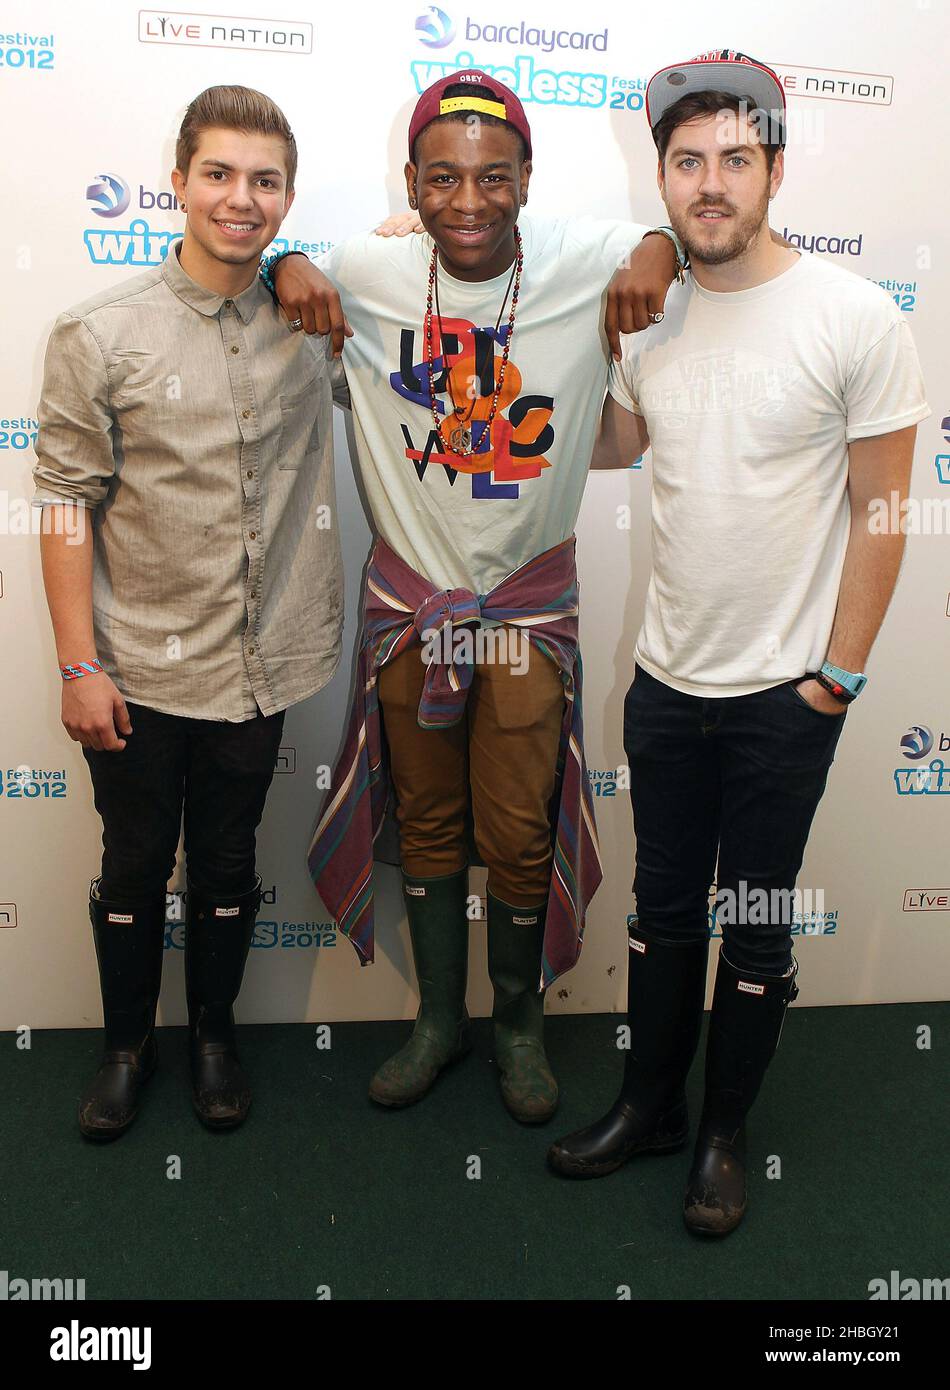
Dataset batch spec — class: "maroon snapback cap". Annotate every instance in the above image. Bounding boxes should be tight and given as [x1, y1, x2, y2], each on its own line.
[408, 69, 533, 161]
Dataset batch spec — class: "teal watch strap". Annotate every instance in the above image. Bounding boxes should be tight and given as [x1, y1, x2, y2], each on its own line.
[818, 661, 868, 702]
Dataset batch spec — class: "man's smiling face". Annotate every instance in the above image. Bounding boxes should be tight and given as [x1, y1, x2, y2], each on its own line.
[659, 109, 783, 267]
[171, 126, 294, 272]
[407, 119, 531, 282]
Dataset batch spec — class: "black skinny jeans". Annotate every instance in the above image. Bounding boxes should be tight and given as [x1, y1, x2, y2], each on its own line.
[624, 664, 847, 976]
[82, 701, 285, 903]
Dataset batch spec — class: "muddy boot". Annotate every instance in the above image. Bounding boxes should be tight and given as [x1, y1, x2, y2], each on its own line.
[369, 868, 471, 1107]
[488, 893, 558, 1124]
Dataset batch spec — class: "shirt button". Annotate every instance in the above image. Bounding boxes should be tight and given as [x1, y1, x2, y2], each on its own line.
[250, 590, 257, 599]
[249, 530, 256, 539]
[231, 345, 240, 355]
[242, 409, 251, 419]
[224, 299, 233, 308]
[248, 647, 255, 655]
[247, 470, 253, 479]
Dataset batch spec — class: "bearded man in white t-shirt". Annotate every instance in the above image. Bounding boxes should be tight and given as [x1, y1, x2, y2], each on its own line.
[547, 52, 929, 1236]
[264, 71, 687, 1124]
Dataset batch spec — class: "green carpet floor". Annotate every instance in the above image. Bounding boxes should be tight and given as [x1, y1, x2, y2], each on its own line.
[1, 1004, 945, 1301]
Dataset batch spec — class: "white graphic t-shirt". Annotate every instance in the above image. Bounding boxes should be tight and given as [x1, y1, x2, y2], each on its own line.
[320, 216, 648, 593]
[607, 251, 930, 697]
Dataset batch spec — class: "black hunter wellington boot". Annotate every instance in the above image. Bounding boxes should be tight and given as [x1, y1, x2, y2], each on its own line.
[547, 929, 709, 1177]
[684, 951, 800, 1237]
[78, 880, 166, 1140]
[185, 876, 261, 1130]
[369, 868, 472, 1107]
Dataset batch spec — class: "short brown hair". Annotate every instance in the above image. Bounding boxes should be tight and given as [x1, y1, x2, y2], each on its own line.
[176, 85, 298, 190]
[653, 90, 783, 174]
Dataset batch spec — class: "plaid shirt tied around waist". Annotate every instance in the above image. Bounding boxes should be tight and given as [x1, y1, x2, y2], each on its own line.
[307, 535, 603, 989]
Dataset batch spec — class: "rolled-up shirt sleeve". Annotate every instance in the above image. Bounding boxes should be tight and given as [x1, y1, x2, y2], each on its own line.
[33, 312, 115, 508]
[321, 333, 350, 410]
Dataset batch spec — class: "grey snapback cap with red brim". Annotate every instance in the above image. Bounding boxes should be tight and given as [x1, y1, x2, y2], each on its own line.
[646, 49, 786, 140]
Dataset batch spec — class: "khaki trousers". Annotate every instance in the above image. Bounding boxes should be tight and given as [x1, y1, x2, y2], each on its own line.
[377, 640, 565, 906]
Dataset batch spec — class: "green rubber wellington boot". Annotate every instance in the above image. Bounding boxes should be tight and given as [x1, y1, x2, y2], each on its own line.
[369, 867, 472, 1107]
[487, 892, 558, 1124]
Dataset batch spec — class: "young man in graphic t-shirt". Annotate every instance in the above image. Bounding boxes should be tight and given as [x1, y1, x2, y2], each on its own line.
[264, 71, 687, 1123]
[547, 53, 929, 1234]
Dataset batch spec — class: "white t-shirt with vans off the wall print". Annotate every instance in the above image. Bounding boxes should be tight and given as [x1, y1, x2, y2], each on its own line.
[607, 251, 930, 698]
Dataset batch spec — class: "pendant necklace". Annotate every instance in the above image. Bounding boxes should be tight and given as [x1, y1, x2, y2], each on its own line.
[424, 227, 523, 458]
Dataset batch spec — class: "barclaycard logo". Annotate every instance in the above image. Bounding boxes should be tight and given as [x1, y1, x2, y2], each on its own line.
[85, 172, 130, 219]
[414, 11, 610, 53]
[781, 228, 862, 256]
[416, 5, 455, 46]
[900, 725, 934, 760]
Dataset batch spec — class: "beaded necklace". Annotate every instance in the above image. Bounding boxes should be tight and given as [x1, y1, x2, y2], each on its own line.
[424, 227, 524, 457]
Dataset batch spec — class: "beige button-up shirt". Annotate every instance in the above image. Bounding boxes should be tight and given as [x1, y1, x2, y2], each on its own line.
[33, 243, 345, 720]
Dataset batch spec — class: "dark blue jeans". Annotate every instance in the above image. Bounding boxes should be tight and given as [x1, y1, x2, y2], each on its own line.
[623, 664, 847, 976]
[83, 701, 285, 902]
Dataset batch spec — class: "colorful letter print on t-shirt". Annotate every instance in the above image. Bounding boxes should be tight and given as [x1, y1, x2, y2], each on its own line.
[389, 315, 555, 499]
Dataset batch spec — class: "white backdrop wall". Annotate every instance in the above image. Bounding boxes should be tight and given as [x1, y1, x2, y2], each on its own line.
[1, 0, 948, 1030]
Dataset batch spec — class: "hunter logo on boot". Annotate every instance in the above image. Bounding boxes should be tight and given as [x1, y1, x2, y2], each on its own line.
[629, 937, 647, 954]
[106, 912, 134, 923]
[214, 906, 240, 917]
[405, 886, 426, 897]
[737, 980, 766, 995]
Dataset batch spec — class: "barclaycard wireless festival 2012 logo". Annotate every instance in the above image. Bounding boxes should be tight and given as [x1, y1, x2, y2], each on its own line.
[410, 10, 631, 110]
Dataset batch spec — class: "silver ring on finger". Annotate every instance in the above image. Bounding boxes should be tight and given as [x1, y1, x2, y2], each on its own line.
[648, 311, 664, 324]
[288, 317, 303, 332]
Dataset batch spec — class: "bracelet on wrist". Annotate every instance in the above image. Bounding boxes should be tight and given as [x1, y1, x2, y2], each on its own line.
[808, 669, 854, 704]
[643, 226, 688, 283]
[61, 659, 104, 681]
[259, 250, 307, 300]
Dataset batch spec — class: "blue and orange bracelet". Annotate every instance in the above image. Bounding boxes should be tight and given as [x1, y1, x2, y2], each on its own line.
[60, 659, 104, 681]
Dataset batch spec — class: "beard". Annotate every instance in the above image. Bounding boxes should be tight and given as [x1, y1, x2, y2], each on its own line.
[670, 187, 771, 267]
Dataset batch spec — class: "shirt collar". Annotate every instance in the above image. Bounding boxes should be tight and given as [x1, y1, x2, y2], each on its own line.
[161, 239, 264, 324]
